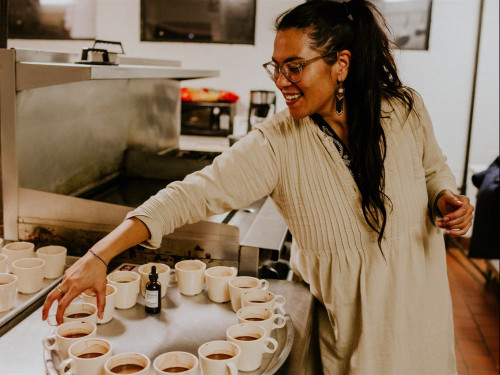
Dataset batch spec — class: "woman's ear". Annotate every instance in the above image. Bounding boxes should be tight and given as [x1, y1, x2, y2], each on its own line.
[336, 50, 351, 81]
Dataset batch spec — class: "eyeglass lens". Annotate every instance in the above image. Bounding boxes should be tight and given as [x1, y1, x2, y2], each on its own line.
[266, 63, 302, 83]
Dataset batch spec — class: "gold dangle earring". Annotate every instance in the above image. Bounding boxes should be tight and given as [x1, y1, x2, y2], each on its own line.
[335, 81, 345, 115]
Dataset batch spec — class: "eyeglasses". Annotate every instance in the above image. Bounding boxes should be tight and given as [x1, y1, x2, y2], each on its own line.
[262, 52, 338, 83]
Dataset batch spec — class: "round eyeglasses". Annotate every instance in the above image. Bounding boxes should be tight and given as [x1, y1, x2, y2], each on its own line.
[262, 52, 338, 83]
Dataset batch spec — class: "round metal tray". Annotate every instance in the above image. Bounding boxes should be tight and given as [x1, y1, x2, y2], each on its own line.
[43, 277, 294, 374]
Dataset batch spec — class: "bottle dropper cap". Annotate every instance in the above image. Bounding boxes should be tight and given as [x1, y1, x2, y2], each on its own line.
[150, 265, 158, 281]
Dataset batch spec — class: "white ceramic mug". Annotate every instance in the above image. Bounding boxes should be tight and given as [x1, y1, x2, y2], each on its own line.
[241, 289, 286, 311]
[47, 302, 98, 326]
[226, 323, 278, 372]
[0, 253, 7, 273]
[198, 340, 240, 375]
[42, 321, 97, 360]
[175, 260, 206, 296]
[36, 245, 67, 279]
[107, 271, 140, 309]
[10, 257, 45, 294]
[82, 284, 117, 324]
[237, 305, 286, 337]
[2, 242, 35, 272]
[60, 338, 112, 375]
[104, 352, 151, 375]
[229, 276, 270, 312]
[204, 266, 238, 303]
[138, 262, 170, 298]
[153, 351, 199, 375]
[0, 273, 17, 312]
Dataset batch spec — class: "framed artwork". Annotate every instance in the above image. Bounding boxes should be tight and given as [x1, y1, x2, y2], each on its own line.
[8, 0, 96, 40]
[141, 0, 257, 45]
[373, 0, 432, 50]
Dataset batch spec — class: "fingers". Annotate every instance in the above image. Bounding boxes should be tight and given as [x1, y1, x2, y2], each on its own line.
[55, 291, 78, 325]
[42, 286, 64, 320]
[437, 196, 474, 235]
[444, 220, 473, 236]
[94, 283, 107, 319]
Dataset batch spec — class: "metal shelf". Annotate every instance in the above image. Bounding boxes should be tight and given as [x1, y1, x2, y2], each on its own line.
[12, 48, 219, 90]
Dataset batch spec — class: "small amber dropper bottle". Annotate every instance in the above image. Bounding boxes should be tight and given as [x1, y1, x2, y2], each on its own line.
[145, 265, 161, 314]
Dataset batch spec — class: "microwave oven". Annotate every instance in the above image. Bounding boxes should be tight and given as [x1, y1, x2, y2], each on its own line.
[181, 101, 235, 137]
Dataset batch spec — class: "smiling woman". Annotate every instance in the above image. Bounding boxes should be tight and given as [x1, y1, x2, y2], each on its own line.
[40, 2, 474, 375]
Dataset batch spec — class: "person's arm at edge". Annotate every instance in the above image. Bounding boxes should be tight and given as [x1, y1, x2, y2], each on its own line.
[42, 217, 150, 325]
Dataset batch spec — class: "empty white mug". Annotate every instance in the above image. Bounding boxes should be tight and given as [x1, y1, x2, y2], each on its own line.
[36, 245, 67, 279]
[175, 260, 206, 296]
[11, 257, 45, 294]
[2, 242, 35, 272]
[204, 266, 237, 303]
[0, 273, 17, 312]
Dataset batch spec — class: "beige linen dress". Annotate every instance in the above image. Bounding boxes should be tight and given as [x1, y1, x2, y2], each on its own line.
[127, 93, 458, 374]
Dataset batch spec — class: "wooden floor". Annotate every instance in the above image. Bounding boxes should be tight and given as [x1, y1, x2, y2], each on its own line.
[447, 247, 499, 375]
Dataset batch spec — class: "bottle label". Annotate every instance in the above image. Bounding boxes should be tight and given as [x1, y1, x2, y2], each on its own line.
[145, 290, 159, 308]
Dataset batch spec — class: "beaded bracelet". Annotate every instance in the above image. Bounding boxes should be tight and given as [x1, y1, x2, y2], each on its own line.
[89, 249, 108, 268]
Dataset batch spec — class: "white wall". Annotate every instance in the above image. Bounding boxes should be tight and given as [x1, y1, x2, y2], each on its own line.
[9, 0, 499, 194]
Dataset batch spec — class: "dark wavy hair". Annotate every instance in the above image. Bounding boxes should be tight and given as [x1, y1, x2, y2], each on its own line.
[276, 0, 415, 248]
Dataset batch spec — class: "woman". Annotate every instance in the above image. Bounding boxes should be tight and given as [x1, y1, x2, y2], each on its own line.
[43, 1, 474, 374]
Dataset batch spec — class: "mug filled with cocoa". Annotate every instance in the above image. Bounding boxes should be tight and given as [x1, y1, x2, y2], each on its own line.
[60, 337, 112, 375]
[198, 340, 240, 375]
[153, 351, 199, 374]
[104, 352, 151, 374]
[42, 321, 97, 360]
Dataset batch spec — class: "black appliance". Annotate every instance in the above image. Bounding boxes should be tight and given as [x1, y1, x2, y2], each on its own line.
[181, 101, 235, 136]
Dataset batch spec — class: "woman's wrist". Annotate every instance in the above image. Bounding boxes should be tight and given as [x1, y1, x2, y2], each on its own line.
[88, 249, 109, 268]
[434, 189, 453, 217]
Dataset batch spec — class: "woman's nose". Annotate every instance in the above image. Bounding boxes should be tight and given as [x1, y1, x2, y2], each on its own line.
[275, 70, 291, 89]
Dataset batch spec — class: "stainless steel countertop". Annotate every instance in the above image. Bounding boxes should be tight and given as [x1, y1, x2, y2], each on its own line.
[0, 279, 315, 375]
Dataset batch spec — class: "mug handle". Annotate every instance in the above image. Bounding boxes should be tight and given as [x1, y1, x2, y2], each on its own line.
[59, 358, 75, 375]
[263, 337, 279, 354]
[230, 267, 238, 276]
[260, 279, 269, 291]
[226, 361, 239, 375]
[274, 294, 286, 309]
[41, 334, 57, 351]
[272, 313, 286, 330]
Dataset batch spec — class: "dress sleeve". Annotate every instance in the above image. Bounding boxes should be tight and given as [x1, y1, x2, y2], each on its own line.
[412, 94, 458, 221]
[125, 128, 279, 248]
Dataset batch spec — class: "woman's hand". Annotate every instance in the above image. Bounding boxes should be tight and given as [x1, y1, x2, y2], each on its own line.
[41, 218, 150, 325]
[42, 251, 108, 325]
[436, 189, 474, 236]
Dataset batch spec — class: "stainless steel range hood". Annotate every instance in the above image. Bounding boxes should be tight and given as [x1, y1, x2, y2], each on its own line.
[0, 48, 288, 275]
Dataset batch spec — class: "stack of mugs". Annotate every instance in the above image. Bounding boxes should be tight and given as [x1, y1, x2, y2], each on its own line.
[0, 238, 67, 313]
